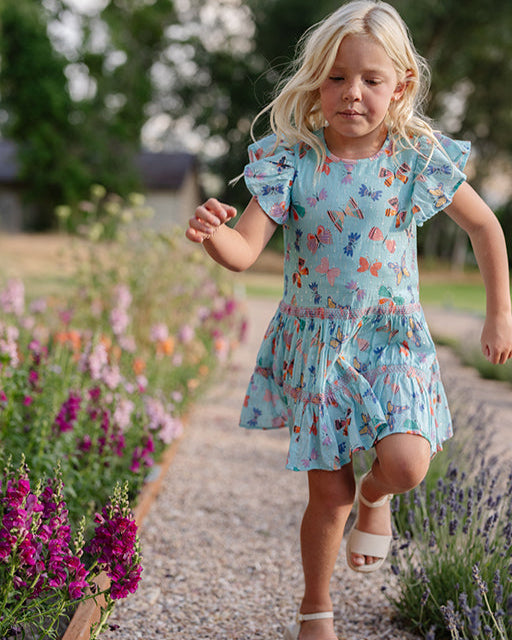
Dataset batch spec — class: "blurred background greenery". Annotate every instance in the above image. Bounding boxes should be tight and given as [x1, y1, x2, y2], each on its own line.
[1, 0, 512, 270]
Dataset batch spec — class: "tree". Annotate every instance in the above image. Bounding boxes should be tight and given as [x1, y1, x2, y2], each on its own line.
[72, 0, 176, 195]
[390, 0, 512, 266]
[0, 0, 90, 228]
[168, 0, 340, 210]
[0, 0, 177, 229]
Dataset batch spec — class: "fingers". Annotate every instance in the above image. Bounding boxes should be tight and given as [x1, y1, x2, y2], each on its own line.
[481, 341, 512, 365]
[186, 198, 237, 243]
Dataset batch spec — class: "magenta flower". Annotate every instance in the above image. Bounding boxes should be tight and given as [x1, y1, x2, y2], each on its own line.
[0, 469, 89, 602]
[130, 435, 154, 472]
[86, 494, 142, 600]
[53, 391, 82, 434]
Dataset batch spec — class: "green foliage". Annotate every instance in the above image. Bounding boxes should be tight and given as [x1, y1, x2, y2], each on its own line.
[0, 0, 90, 228]
[389, 0, 512, 262]
[169, 0, 340, 210]
[0, 0, 177, 229]
[72, 0, 176, 195]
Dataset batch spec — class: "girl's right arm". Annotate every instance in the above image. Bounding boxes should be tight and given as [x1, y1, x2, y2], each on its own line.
[185, 197, 278, 272]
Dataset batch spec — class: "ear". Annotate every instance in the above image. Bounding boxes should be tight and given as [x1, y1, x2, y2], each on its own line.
[393, 69, 414, 101]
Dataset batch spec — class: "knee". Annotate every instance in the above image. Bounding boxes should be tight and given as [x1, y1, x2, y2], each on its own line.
[308, 468, 356, 512]
[385, 455, 429, 492]
[376, 435, 431, 493]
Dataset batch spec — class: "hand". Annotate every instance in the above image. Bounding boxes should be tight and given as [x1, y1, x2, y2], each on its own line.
[185, 198, 237, 243]
[480, 311, 512, 364]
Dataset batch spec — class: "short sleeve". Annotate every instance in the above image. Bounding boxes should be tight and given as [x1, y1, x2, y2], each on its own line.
[411, 133, 471, 227]
[243, 134, 296, 225]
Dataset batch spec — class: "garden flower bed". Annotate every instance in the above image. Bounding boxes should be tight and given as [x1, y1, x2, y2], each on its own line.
[0, 192, 247, 639]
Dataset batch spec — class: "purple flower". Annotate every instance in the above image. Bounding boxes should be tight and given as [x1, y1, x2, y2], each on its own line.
[86, 496, 142, 600]
[130, 436, 154, 473]
[109, 562, 142, 599]
[53, 391, 82, 433]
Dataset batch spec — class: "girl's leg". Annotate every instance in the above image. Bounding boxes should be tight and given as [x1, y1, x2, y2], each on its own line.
[350, 433, 431, 568]
[299, 463, 355, 640]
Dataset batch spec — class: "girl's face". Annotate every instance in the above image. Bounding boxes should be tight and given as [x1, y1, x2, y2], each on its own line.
[319, 33, 406, 159]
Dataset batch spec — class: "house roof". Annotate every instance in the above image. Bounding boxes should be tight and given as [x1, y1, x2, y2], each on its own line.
[0, 139, 197, 191]
[136, 151, 197, 190]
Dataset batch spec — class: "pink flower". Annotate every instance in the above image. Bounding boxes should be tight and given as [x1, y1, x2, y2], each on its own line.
[82, 342, 108, 380]
[114, 284, 132, 311]
[102, 364, 122, 390]
[110, 308, 130, 337]
[178, 325, 195, 343]
[0, 324, 20, 366]
[113, 398, 134, 431]
[150, 323, 169, 342]
[0, 278, 25, 316]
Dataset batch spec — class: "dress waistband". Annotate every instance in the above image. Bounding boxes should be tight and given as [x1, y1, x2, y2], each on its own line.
[278, 300, 421, 320]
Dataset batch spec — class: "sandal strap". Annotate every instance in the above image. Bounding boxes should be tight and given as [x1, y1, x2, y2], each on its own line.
[358, 472, 393, 509]
[358, 491, 393, 509]
[298, 611, 334, 622]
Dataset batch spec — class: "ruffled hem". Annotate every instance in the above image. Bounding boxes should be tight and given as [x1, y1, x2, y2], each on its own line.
[239, 301, 453, 471]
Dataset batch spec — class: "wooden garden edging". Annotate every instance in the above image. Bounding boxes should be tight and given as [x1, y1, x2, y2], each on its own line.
[61, 432, 185, 640]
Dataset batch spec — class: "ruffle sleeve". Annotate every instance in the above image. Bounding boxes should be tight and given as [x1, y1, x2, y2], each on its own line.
[411, 133, 471, 227]
[243, 134, 296, 225]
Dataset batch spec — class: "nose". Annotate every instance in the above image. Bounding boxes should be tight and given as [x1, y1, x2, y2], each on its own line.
[343, 79, 362, 103]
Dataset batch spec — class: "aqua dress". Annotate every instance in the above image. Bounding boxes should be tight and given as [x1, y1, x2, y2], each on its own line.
[239, 128, 470, 472]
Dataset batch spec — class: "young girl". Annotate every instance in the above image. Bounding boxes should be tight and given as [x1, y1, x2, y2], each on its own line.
[186, 2, 512, 638]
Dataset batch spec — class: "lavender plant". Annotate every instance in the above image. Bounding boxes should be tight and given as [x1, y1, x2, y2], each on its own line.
[389, 422, 512, 639]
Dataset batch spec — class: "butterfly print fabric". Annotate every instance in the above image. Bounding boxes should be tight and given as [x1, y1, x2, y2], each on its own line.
[240, 128, 470, 471]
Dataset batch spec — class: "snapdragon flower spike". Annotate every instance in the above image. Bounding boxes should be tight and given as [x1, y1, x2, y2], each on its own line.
[0, 469, 90, 601]
[85, 487, 142, 600]
[53, 391, 82, 434]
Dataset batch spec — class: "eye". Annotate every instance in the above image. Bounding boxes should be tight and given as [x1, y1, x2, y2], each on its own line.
[329, 75, 344, 82]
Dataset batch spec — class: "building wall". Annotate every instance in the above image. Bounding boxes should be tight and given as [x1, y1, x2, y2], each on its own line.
[144, 172, 201, 230]
[0, 186, 25, 232]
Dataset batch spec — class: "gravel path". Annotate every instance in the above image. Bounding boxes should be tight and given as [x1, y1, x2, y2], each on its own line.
[100, 297, 512, 640]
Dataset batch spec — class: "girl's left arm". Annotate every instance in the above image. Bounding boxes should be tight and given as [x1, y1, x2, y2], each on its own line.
[445, 182, 512, 364]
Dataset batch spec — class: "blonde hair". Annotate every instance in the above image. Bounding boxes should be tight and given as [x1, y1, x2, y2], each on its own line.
[252, 0, 437, 167]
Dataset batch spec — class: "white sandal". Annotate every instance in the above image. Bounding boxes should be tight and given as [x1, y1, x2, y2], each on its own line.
[284, 611, 334, 640]
[346, 472, 393, 573]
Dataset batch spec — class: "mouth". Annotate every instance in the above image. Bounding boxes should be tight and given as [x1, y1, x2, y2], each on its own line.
[340, 110, 362, 117]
